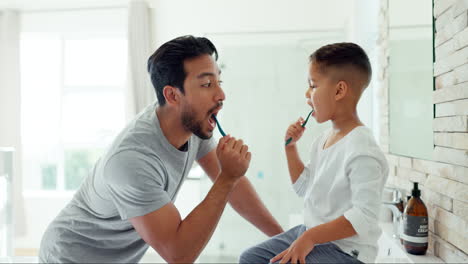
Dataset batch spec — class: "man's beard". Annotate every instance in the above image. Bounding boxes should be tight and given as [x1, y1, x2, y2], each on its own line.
[181, 103, 211, 140]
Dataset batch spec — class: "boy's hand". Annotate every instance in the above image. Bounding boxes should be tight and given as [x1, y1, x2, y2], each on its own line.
[216, 135, 251, 181]
[285, 117, 306, 147]
[270, 233, 316, 264]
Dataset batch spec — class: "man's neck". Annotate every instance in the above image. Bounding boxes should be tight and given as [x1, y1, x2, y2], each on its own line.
[156, 106, 192, 150]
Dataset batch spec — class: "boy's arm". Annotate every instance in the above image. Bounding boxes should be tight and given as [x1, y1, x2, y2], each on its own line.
[284, 118, 306, 183]
[270, 216, 357, 264]
[285, 144, 305, 184]
[307, 155, 386, 243]
[197, 149, 284, 237]
[300, 215, 357, 244]
[271, 155, 385, 263]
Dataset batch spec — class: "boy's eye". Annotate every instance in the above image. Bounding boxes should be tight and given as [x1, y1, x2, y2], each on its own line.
[309, 85, 317, 89]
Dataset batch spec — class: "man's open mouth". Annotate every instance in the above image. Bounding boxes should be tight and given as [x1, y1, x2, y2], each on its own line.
[208, 113, 217, 129]
[207, 107, 221, 130]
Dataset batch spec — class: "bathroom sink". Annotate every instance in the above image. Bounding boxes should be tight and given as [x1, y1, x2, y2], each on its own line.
[376, 222, 443, 263]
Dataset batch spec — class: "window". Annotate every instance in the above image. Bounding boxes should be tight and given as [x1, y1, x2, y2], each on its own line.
[21, 34, 127, 191]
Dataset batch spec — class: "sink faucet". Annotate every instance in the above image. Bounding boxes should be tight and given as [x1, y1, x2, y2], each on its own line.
[382, 187, 405, 239]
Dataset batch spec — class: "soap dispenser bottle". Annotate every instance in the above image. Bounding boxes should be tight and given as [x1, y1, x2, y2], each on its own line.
[402, 182, 428, 255]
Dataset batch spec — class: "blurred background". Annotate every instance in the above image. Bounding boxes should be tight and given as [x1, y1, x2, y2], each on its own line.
[1, 0, 466, 263]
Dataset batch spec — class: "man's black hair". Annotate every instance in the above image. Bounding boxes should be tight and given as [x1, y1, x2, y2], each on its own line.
[147, 35, 218, 105]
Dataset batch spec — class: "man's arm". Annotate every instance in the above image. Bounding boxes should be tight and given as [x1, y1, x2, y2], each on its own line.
[130, 136, 250, 263]
[131, 175, 237, 263]
[198, 149, 283, 237]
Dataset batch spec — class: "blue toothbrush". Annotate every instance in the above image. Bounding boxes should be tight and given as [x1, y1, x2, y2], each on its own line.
[285, 109, 314, 146]
[212, 115, 226, 137]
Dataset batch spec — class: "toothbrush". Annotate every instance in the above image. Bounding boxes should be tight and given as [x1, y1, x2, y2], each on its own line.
[212, 114, 226, 137]
[285, 109, 314, 146]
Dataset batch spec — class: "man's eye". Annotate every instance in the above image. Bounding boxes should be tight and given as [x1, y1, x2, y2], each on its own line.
[218, 80, 223, 86]
[202, 82, 211, 87]
[310, 85, 317, 89]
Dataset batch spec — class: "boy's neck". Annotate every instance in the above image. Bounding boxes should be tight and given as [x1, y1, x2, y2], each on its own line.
[323, 109, 363, 150]
[330, 108, 363, 136]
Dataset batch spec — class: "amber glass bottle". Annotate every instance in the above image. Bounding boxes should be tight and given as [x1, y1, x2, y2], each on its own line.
[402, 182, 428, 255]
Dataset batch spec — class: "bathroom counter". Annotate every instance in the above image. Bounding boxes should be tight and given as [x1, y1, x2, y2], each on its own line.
[377, 222, 443, 263]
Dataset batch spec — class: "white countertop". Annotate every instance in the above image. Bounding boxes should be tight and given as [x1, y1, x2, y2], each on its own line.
[378, 222, 443, 263]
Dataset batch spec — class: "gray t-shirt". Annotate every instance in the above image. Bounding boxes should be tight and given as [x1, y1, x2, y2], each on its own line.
[39, 102, 216, 263]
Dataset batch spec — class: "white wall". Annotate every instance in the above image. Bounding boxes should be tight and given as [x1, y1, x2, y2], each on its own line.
[149, 0, 354, 46]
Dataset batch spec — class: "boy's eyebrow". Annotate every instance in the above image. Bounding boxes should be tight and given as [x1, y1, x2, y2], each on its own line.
[196, 70, 222, 79]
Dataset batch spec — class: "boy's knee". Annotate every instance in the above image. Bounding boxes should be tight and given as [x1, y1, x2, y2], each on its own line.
[239, 247, 253, 264]
[239, 246, 264, 264]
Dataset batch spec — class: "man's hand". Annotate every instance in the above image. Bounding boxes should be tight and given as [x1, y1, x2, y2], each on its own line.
[270, 233, 316, 264]
[285, 117, 306, 148]
[216, 135, 251, 181]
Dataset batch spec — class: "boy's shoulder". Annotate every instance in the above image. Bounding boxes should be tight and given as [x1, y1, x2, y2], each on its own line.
[344, 126, 386, 159]
[347, 126, 374, 144]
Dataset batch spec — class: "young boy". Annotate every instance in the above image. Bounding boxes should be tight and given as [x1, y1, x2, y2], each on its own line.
[239, 43, 389, 264]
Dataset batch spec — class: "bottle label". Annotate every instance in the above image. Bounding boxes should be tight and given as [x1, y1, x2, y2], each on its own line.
[402, 214, 428, 245]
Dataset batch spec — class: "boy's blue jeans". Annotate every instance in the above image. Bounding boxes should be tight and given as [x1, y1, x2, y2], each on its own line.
[239, 225, 363, 264]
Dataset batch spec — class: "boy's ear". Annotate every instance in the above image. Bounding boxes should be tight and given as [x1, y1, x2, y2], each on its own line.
[335, 81, 348, 101]
[162, 85, 181, 105]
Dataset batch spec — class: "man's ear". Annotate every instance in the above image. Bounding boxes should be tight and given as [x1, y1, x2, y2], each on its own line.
[335, 81, 348, 101]
[162, 85, 181, 105]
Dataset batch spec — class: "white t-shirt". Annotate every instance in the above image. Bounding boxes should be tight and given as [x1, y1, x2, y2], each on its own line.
[293, 126, 389, 263]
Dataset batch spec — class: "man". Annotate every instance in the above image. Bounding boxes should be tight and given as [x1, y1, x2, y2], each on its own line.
[39, 35, 283, 263]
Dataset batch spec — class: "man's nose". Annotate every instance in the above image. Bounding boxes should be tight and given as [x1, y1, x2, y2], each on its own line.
[215, 85, 226, 102]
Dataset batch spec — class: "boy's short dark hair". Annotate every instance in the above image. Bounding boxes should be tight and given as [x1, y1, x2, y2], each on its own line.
[147, 35, 218, 106]
[309, 42, 372, 87]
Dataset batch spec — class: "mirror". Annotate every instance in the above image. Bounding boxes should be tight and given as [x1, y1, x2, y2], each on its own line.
[388, 0, 434, 160]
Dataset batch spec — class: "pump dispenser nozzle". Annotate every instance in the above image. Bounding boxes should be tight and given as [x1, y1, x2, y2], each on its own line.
[412, 182, 421, 198]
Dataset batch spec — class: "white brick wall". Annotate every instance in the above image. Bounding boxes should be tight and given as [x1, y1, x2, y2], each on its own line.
[434, 132, 468, 149]
[453, 200, 468, 221]
[378, 0, 468, 261]
[454, 26, 468, 49]
[433, 116, 467, 132]
[435, 99, 468, 117]
[433, 82, 468, 103]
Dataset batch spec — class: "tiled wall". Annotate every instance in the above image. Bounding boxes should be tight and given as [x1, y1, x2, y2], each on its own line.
[377, 0, 468, 262]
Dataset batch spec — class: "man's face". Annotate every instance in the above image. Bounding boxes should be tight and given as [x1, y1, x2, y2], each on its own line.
[180, 54, 225, 139]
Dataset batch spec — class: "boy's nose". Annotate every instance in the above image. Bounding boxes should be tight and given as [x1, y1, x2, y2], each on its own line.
[305, 88, 311, 98]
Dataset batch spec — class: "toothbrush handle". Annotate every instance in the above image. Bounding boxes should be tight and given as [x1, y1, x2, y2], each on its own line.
[285, 122, 307, 146]
[285, 110, 313, 146]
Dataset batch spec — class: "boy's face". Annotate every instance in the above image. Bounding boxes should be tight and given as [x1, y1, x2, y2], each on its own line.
[305, 62, 338, 123]
[179, 54, 225, 139]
